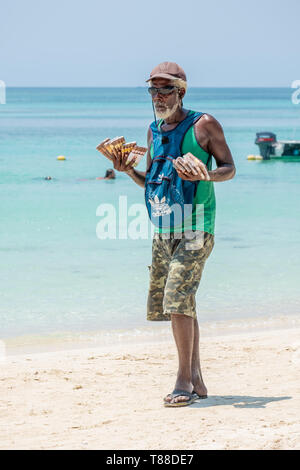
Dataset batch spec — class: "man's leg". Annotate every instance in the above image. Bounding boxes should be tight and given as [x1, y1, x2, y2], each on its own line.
[166, 313, 194, 404]
[191, 318, 207, 397]
[147, 234, 171, 321]
[165, 315, 207, 404]
[163, 232, 214, 404]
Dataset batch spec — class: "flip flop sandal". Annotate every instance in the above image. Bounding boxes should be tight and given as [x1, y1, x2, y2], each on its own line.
[163, 389, 198, 407]
[164, 390, 207, 403]
[192, 390, 208, 399]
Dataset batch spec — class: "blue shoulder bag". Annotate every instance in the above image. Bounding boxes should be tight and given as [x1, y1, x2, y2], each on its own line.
[145, 110, 203, 229]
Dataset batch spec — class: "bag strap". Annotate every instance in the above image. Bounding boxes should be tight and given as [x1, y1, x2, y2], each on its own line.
[179, 112, 204, 152]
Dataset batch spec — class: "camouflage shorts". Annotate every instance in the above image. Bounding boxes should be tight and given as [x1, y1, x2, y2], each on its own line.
[147, 231, 214, 321]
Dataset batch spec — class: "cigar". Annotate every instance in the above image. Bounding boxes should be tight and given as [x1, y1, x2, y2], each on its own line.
[135, 146, 148, 153]
[96, 138, 113, 160]
[121, 142, 137, 158]
[126, 146, 148, 167]
[110, 136, 125, 150]
[105, 136, 125, 158]
[103, 139, 114, 154]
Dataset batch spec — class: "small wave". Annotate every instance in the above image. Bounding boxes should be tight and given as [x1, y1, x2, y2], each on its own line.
[4, 314, 300, 356]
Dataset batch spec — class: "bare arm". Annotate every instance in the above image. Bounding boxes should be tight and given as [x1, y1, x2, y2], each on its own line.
[174, 114, 236, 182]
[125, 168, 146, 188]
[126, 127, 152, 188]
[205, 115, 236, 182]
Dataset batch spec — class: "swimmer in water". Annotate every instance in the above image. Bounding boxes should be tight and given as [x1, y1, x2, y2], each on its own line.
[77, 169, 116, 182]
[96, 169, 116, 180]
[44, 176, 52, 180]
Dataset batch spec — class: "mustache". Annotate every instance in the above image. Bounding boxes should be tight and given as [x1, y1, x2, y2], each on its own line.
[154, 102, 167, 109]
[154, 94, 181, 119]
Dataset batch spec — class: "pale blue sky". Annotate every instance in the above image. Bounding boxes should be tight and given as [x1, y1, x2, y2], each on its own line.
[1, 0, 299, 87]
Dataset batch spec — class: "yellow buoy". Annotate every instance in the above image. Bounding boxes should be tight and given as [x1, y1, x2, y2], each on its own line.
[247, 155, 256, 160]
[57, 155, 66, 161]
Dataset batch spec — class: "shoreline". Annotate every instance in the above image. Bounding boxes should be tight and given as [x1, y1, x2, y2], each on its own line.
[0, 324, 299, 450]
[2, 313, 300, 356]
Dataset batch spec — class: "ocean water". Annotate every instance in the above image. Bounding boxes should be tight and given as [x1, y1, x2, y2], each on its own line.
[1, 87, 300, 340]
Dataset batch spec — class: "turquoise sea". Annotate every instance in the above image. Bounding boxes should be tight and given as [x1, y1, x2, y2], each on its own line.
[1, 87, 300, 341]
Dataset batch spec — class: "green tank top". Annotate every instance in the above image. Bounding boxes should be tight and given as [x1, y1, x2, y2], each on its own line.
[150, 113, 216, 235]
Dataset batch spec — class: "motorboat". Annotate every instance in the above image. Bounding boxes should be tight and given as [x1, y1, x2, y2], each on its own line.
[255, 132, 300, 160]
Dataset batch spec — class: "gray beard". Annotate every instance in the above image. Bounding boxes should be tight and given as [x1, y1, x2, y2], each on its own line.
[155, 96, 181, 120]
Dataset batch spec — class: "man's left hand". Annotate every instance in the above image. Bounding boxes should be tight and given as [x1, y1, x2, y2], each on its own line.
[173, 153, 211, 181]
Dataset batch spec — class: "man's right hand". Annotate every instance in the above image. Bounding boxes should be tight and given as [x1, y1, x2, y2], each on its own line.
[111, 147, 137, 173]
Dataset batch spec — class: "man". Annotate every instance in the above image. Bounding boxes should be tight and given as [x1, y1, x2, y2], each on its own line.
[112, 62, 235, 407]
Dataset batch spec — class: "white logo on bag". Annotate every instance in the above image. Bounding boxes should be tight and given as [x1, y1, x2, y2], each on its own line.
[148, 195, 172, 217]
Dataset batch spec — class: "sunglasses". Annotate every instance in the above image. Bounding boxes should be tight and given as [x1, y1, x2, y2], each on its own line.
[147, 86, 177, 96]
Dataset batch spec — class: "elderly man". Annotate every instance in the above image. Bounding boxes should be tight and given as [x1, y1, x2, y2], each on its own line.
[112, 62, 235, 407]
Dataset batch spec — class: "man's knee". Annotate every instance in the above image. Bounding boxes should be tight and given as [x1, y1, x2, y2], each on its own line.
[170, 312, 195, 323]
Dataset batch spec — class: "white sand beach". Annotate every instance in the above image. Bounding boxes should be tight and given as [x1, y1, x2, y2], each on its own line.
[0, 324, 299, 450]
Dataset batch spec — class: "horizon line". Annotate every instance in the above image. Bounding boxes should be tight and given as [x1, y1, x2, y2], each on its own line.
[4, 85, 292, 89]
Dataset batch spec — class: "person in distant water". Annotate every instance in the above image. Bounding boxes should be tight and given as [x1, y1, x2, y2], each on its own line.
[44, 176, 52, 180]
[111, 61, 236, 407]
[96, 169, 116, 180]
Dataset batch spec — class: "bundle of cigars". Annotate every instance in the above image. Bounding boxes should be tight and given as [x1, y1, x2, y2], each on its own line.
[96, 136, 147, 168]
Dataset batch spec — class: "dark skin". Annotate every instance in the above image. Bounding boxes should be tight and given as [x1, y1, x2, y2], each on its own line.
[147, 78, 235, 182]
[114, 77, 235, 404]
[114, 78, 235, 186]
[109, 142, 138, 173]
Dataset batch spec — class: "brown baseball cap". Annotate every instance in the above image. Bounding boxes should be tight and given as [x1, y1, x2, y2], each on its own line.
[146, 61, 187, 82]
